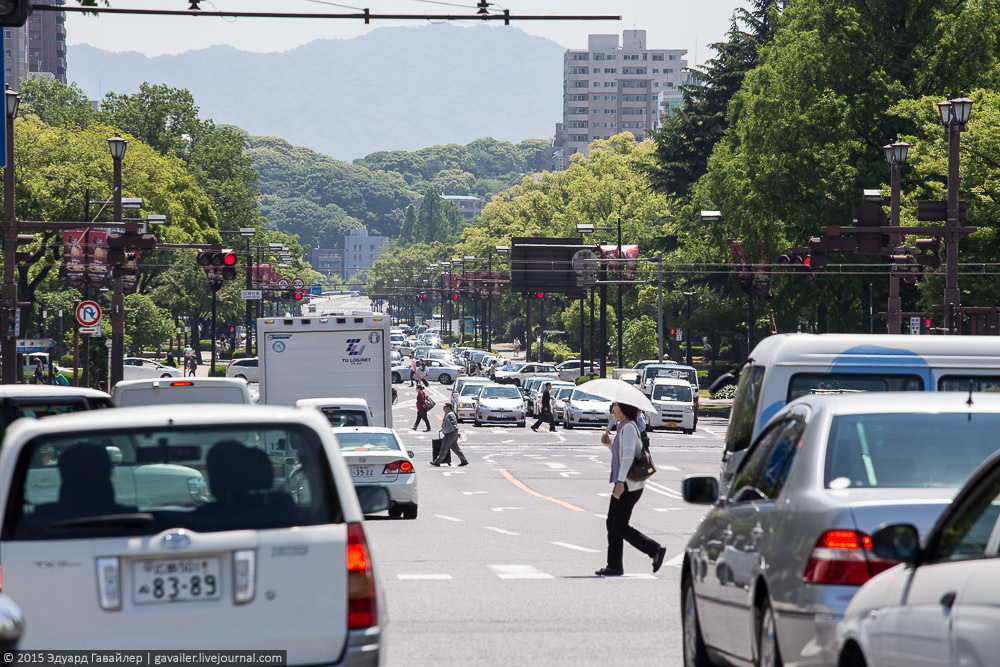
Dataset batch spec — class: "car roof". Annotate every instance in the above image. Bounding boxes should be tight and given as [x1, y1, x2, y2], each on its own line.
[329, 426, 396, 436]
[296, 397, 372, 410]
[0, 385, 110, 398]
[787, 391, 1000, 416]
[749, 333, 1000, 368]
[113, 377, 246, 389]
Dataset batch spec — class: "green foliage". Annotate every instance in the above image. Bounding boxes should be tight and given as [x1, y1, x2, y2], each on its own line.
[711, 384, 737, 400]
[622, 316, 659, 367]
[125, 294, 175, 352]
[20, 78, 96, 129]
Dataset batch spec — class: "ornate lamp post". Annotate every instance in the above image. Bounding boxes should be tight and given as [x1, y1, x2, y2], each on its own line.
[936, 95, 974, 334]
[882, 139, 909, 334]
[107, 132, 128, 388]
[1, 87, 19, 383]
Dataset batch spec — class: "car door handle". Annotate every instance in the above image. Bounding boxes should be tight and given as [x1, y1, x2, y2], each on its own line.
[940, 591, 957, 609]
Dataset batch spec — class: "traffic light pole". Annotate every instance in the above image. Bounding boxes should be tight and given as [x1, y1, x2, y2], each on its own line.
[109, 152, 125, 388]
[1, 98, 16, 385]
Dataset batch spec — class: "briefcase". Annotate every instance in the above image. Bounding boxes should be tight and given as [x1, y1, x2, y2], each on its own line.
[431, 436, 452, 466]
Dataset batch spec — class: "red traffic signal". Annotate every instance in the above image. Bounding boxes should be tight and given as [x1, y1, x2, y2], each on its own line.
[293, 291, 303, 301]
[222, 252, 237, 266]
[452, 294, 459, 300]
[925, 318, 932, 328]
[535, 292, 545, 299]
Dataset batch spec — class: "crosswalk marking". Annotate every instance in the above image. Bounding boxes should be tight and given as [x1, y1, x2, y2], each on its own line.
[485, 527, 520, 535]
[397, 574, 452, 580]
[434, 514, 464, 522]
[490, 564, 554, 580]
[665, 554, 684, 568]
[544, 462, 569, 469]
[551, 541, 600, 553]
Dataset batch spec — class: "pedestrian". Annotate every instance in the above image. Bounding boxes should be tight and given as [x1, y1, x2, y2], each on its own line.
[513, 337, 521, 358]
[412, 385, 431, 431]
[431, 404, 468, 467]
[409, 355, 417, 387]
[33, 358, 45, 385]
[531, 382, 557, 432]
[94, 380, 107, 393]
[187, 354, 199, 377]
[418, 360, 429, 388]
[166, 352, 176, 368]
[595, 401, 666, 577]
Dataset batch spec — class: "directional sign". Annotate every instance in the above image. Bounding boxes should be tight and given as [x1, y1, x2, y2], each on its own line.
[76, 300, 102, 327]
[241, 289, 263, 300]
[16, 339, 56, 353]
[292, 277, 304, 290]
[277, 278, 290, 290]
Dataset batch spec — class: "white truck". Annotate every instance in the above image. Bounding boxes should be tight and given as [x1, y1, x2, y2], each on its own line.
[258, 314, 393, 427]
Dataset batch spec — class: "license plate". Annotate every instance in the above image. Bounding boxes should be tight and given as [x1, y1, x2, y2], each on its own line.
[495, 412, 509, 417]
[351, 466, 374, 477]
[666, 421, 678, 428]
[133, 558, 222, 604]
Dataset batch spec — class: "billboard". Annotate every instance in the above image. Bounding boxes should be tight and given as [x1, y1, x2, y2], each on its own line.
[87, 229, 109, 290]
[63, 229, 87, 288]
[510, 237, 593, 297]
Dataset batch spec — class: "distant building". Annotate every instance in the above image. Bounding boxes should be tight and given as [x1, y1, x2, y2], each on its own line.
[651, 88, 685, 131]
[3, 0, 67, 87]
[557, 30, 689, 168]
[344, 229, 387, 281]
[533, 123, 565, 173]
[2, 26, 28, 86]
[308, 247, 345, 281]
[415, 194, 484, 224]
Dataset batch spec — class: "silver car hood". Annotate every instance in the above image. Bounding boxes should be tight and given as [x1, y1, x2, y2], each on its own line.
[480, 399, 523, 409]
[570, 400, 612, 411]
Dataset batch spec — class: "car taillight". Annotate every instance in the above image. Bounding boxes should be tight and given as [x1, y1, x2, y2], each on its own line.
[97, 557, 121, 610]
[802, 530, 895, 586]
[383, 460, 414, 474]
[233, 549, 256, 604]
[347, 522, 378, 629]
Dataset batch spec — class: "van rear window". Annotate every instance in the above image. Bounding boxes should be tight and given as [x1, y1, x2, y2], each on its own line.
[787, 373, 923, 402]
[116, 387, 248, 407]
[939, 376, 1000, 392]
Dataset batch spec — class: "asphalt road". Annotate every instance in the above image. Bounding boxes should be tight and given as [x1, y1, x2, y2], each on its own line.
[368, 380, 728, 666]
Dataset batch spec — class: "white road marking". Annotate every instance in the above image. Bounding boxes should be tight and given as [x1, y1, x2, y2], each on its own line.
[555, 433, 567, 443]
[491, 507, 524, 512]
[441, 470, 467, 477]
[544, 462, 569, 469]
[397, 574, 452, 580]
[665, 554, 685, 568]
[502, 439, 516, 444]
[645, 481, 684, 499]
[551, 541, 600, 553]
[594, 513, 608, 519]
[490, 564, 554, 580]
[597, 492, 612, 497]
[659, 465, 681, 472]
[485, 527, 520, 535]
[463, 491, 489, 495]
[620, 574, 657, 580]
[559, 471, 581, 477]
[435, 514, 464, 522]
[652, 508, 682, 512]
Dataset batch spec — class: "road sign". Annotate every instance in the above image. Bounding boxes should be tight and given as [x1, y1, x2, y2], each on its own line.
[277, 278, 289, 289]
[15, 338, 56, 353]
[79, 325, 100, 336]
[675, 330, 683, 342]
[241, 289, 263, 300]
[292, 277, 304, 290]
[910, 316, 921, 335]
[76, 300, 102, 327]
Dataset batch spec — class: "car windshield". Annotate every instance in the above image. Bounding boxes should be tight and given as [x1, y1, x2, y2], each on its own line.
[319, 408, 369, 428]
[7, 424, 340, 540]
[653, 385, 693, 402]
[461, 384, 487, 396]
[334, 432, 401, 452]
[503, 363, 525, 372]
[646, 367, 696, 384]
[481, 386, 520, 399]
[11, 400, 91, 420]
[825, 413, 1000, 489]
[572, 392, 604, 402]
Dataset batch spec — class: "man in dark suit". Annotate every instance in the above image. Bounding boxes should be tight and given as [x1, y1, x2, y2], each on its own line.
[531, 382, 557, 432]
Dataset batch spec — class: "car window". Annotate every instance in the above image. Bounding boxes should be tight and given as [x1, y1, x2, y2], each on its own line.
[481, 386, 521, 399]
[729, 419, 786, 503]
[652, 384, 693, 402]
[10, 400, 90, 420]
[787, 373, 923, 402]
[824, 413, 1000, 489]
[756, 418, 805, 500]
[935, 470, 1000, 561]
[334, 433, 401, 452]
[124, 359, 140, 367]
[558, 388, 573, 399]
[572, 391, 603, 401]
[724, 365, 765, 454]
[461, 385, 485, 396]
[8, 424, 341, 540]
[319, 408, 369, 428]
[939, 376, 1000, 392]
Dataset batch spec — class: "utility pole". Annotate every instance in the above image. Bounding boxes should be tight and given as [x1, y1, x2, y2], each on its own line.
[884, 140, 909, 334]
[656, 254, 663, 362]
[1, 88, 19, 384]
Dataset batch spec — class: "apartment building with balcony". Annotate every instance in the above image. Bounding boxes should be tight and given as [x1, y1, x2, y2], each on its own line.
[559, 30, 688, 167]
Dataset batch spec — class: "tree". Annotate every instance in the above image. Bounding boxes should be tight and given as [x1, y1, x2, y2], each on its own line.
[399, 205, 417, 244]
[622, 316, 659, 367]
[19, 78, 96, 129]
[125, 294, 175, 353]
[100, 83, 208, 157]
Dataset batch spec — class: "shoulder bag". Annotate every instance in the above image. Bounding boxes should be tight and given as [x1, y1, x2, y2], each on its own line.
[424, 396, 436, 410]
[626, 422, 657, 482]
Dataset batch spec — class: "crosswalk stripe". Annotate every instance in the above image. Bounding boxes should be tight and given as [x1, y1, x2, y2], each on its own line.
[434, 514, 464, 522]
[485, 527, 520, 535]
[490, 564, 554, 580]
[551, 541, 600, 553]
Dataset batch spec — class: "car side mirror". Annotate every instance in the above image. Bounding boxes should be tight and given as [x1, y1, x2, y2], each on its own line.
[407, 450, 415, 459]
[682, 476, 719, 504]
[356, 486, 390, 515]
[709, 372, 737, 394]
[0, 594, 24, 649]
[870, 524, 921, 564]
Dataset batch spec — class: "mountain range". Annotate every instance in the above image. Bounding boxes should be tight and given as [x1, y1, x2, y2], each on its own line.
[68, 24, 565, 161]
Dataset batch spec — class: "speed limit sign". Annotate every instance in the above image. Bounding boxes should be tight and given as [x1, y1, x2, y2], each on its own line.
[292, 277, 304, 290]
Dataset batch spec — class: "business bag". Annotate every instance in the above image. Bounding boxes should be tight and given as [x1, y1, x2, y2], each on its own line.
[431, 433, 452, 465]
[424, 396, 436, 410]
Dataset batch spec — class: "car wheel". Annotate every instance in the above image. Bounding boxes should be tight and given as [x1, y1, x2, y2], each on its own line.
[518, 421, 526, 428]
[838, 643, 868, 667]
[440, 374, 452, 385]
[682, 578, 711, 667]
[757, 598, 783, 667]
[392, 372, 401, 384]
[387, 504, 402, 518]
[683, 429, 693, 435]
[161, 373, 174, 378]
[401, 504, 418, 520]
[565, 422, 574, 429]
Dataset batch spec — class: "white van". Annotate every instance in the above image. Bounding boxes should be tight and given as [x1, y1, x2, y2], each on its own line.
[112, 377, 252, 407]
[648, 378, 697, 433]
[716, 333, 1000, 487]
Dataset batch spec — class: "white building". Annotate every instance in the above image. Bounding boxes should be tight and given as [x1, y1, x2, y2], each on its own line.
[343, 229, 387, 281]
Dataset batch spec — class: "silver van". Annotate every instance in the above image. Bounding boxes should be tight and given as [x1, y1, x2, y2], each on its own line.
[112, 377, 252, 407]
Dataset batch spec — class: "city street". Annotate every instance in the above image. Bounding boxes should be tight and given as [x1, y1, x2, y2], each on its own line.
[370, 380, 728, 666]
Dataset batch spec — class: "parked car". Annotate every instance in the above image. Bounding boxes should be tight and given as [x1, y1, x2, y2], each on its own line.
[837, 440, 1000, 667]
[497, 363, 560, 387]
[296, 397, 374, 427]
[454, 382, 495, 423]
[474, 384, 526, 427]
[639, 363, 698, 396]
[648, 378, 696, 433]
[520, 377, 552, 417]
[391, 359, 464, 385]
[123, 357, 183, 380]
[112, 377, 252, 407]
[492, 361, 526, 384]
[551, 386, 575, 424]
[633, 358, 675, 373]
[331, 427, 418, 519]
[0, 385, 113, 439]
[413, 345, 433, 360]
[680, 393, 1000, 667]
[555, 359, 595, 383]
[559, 389, 613, 429]
[0, 405, 388, 659]
[225, 357, 259, 383]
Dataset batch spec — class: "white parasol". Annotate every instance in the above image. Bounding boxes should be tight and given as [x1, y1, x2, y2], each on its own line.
[575, 378, 655, 414]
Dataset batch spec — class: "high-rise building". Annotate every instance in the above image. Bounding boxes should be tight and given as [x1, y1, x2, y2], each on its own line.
[26, 0, 67, 84]
[558, 30, 689, 168]
[2, 26, 28, 86]
[343, 229, 387, 281]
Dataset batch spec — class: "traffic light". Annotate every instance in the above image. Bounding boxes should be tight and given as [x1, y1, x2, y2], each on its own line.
[915, 238, 942, 270]
[197, 250, 237, 268]
[535, 292, 545, 299]
[293, 291, 303, 301]
[890, 248, 918, 288]
[452, 294, 459, 301]
[778, 246, 816, 283]
[0, 2, 32, 27]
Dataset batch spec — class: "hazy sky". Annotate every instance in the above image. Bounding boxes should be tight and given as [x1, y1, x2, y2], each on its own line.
[66, 0, 744, 66]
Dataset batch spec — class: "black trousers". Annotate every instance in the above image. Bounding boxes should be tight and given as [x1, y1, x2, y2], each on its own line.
[532, 408, 556, 431]
[605, 487, 660, 570]
[413, 409, 430, 430]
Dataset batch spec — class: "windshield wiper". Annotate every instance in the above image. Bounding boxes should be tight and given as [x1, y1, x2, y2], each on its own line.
[50, 513, 156, 529]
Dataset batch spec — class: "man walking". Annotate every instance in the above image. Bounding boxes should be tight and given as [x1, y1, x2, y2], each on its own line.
[431, 404, 468, 467]
[531, 382, 557, 432]
[412, 385, 431, 432]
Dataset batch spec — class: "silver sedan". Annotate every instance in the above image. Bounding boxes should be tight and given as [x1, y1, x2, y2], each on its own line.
[681, 393, 1000, 667]
[390, 359, 464, 385]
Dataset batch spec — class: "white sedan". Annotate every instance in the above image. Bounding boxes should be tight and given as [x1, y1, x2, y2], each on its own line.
[331, 427, 418, 519]
[225, 357, 258, 383]
[123, 357, 182, 380]
[0, 405, 387, 662]
[474, 384, 526, 427]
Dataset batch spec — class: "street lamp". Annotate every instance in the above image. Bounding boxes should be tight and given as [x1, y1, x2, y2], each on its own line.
[107, 132, 128, 388]
[1, 87, 19, 383]
[882, 139, 910, 334]
[936, 95, 974, 333]
[683, 291, 695, 366]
